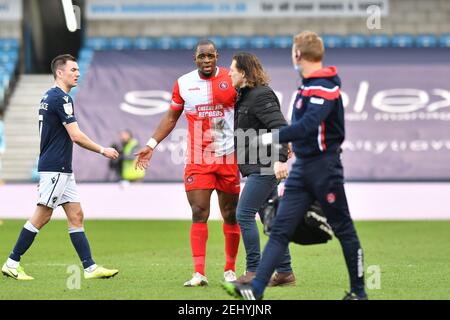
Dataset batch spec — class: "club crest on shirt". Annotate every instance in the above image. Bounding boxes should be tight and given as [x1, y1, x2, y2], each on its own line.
[63, 102, 73, 115]
[326, 192, 336, 204]
[219, 81, 229, 90]
[63, 96, 69, 103]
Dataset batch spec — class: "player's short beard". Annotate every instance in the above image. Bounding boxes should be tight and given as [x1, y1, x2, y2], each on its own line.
[200, 69, 213, 78]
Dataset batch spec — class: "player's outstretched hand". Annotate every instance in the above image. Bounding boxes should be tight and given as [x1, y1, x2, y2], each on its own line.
[102, 147, 119, 160]
[274, 161, 288, 180]
[134, 146, 153, 170]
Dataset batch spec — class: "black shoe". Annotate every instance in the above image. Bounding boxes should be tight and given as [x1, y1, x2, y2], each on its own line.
[222, 281, 263, 300]
[342, 291, 368, 300]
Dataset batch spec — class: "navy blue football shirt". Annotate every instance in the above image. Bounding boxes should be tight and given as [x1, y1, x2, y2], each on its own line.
[38, 86, 77, 173]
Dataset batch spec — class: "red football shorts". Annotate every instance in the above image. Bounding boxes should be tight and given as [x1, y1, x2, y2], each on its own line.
[184, 154, 240, 194]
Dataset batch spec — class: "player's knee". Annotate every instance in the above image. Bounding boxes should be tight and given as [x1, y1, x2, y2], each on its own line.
[222, 210, 237, 224]
[42, 212, 52, 223]
[34, 216, 51, 229]
[221, 204, 237, 223]
[191, 205, 209, 223]
[68, 209, 84, 227]
[32, 206, 53, 229]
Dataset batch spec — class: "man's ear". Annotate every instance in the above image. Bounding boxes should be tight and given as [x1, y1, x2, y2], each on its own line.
[295, 50, 301, 61]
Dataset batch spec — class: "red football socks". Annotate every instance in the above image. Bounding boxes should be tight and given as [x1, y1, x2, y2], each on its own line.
[190, 223, 208, 275]
[223, 223, 240, 271]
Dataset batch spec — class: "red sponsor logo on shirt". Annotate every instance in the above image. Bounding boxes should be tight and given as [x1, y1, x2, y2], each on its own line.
[196, 104, 224, 118]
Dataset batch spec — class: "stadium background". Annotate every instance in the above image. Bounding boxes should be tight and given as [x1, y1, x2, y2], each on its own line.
[0, 0, 449, 300]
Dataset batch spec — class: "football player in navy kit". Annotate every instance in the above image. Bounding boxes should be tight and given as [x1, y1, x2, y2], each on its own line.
[2, 54, 120, 280]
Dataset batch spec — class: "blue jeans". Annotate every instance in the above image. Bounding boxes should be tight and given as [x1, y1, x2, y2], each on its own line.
[236, 173, 292, 273]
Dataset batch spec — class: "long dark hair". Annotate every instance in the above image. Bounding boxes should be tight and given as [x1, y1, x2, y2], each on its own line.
[232, 52, 269, 88]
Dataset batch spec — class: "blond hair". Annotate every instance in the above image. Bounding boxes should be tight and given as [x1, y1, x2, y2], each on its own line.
[293, 31, 324, 62]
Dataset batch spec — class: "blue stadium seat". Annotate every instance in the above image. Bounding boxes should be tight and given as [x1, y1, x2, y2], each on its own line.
[345, 34, 367, 48]
[155, 36, 177, 50]
[77, 58, 91, 69]
[0, 72, 10, 88]
[225, 36, 249, 49]
[416, 34, 438, 48]
[7, 50, 19, 62]
[368, 34, 390, 48]
[0, 51, 18, 64]
[391, 34, 415, 48]
[78, 48, 94, 61]
[249, 36, 272, 49]
[272, 35, 292, 48]
[321, 35, 344, 48]
[110, 37, 133, 50]
[78, 61, 89, 73]
[0, 50, 18, 63]
[0, 38, 19, 50]
[133, 37, 156, 50]
[85, 37, 111, 50]
[0, 53, 9, 63]
[439, 34, 450, 48]
[1, 61, 16, 74]
[208, 36, 225, 49]
[178, 36, 200, 50]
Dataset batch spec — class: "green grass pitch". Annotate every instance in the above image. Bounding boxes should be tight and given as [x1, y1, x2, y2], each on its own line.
[0, 219, 449, 300]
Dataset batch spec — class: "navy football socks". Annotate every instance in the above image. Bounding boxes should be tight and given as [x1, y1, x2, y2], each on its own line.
[69, 227, 95, 269]
[9, 221, 39, 262]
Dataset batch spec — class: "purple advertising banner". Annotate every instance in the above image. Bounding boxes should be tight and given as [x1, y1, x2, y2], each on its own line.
[74, 48, 450, 181]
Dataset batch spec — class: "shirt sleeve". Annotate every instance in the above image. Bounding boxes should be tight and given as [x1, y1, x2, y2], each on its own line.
[170, 80, 184, 111]
[253, 89, 288, 130]
[252, 89, 289, 162]
[52, 96, 77, 125]
[278, 95, 334, 144]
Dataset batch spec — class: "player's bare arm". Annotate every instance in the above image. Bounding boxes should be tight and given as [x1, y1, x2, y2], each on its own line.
[64, 122, 119, 160]
[135, 107, 183, 170]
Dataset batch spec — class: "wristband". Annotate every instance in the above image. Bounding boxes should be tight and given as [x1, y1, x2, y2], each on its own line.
[146, 137, 158, 149]
[100, 147, 105, 155]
